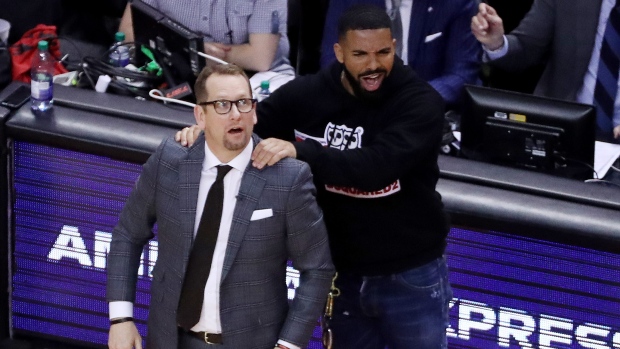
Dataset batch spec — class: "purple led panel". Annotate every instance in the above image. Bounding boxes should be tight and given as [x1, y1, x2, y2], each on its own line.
[446, 227, 620, 348]
[11, 141, 620, 349]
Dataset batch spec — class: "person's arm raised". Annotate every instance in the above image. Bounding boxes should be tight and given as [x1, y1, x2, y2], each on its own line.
[471, 3, 505, 50]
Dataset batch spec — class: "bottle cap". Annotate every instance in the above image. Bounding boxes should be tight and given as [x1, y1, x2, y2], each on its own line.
[115, 32, 126, 42]
[37, 40, 49, 51]
[95, 75, 112, 93]
[260, 80, 270, 89]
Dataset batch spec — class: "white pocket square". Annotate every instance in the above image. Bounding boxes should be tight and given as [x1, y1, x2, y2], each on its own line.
[250, 208, 273, 221]
[425, 32, 442, 43]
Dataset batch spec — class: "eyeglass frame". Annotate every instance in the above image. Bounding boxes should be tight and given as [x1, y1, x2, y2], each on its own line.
[197, 98, 257, 115]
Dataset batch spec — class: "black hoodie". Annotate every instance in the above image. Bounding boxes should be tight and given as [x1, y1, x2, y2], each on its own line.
[255, 58, 450, 276]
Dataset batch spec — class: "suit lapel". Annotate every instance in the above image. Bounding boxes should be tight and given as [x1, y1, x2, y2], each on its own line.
[407, 0, 431, 65]
[220, 136, 266, 283]
[178, 134, 206, 261]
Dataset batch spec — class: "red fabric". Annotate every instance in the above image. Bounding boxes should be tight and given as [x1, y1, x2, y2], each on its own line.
[9, 24, 68, 83]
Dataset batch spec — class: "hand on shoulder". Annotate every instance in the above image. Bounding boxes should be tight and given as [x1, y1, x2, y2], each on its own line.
[251, 138, 297, 169]
[175, 125, 203, 147]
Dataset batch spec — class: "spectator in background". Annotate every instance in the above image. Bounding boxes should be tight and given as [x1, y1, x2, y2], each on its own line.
[472, 0, 620, 143]
[320, 0, 481, 111]
[119, 0, 296, 92]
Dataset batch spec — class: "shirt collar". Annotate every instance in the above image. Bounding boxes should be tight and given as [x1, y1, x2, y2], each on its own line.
[203, 139, 253, 173]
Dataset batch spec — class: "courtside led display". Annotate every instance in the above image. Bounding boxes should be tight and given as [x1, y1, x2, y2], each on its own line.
[11, 141, 620, 348]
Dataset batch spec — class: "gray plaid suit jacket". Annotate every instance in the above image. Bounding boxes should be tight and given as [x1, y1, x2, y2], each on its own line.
[107, 133, 334, 349]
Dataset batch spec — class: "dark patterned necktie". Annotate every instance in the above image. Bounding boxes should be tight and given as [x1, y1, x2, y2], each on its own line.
[177, 165, 232, 330]
[389, 0, 403, 58]
[593, 3, 620, 137]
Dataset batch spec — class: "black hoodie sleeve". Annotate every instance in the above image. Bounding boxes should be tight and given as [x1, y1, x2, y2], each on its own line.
[294, 82, 444, 191]
[256, 63, 445, 192]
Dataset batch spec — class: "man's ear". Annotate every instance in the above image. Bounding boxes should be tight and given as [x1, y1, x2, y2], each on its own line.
[334, 43, 344, 63]
[194, 104, 206, 129]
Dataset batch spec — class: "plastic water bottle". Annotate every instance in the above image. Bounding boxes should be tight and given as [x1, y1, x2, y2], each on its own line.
[30, 40, 54, 112]
[257, 80, 271, 101]
[109, 32, 130, 67]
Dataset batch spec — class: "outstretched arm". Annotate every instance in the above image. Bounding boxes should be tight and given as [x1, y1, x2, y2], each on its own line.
[471, 3, 505, 50]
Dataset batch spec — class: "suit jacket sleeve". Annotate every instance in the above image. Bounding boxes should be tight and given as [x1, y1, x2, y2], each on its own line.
[279, 162, 334, 346]
[425, 0, 481, 106]
[291, 82, 445, 192]
[106, 138, 165, 302]
[490, 0, 556, 71]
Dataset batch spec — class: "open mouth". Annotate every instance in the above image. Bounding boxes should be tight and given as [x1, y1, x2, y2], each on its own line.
[228, 127, 243, 135]
[360, 73, 384, 92]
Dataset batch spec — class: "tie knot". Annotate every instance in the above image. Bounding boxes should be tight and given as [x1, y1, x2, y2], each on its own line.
[216, 165, 233, 181]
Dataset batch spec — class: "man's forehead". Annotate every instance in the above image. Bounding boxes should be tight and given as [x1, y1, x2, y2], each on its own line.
[342, 28, 393, 46]
[206, 74, 251, 96]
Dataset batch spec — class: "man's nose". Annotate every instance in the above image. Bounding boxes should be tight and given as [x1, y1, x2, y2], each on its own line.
[229, 103, 242, 119]
[367, 54, 380, 71]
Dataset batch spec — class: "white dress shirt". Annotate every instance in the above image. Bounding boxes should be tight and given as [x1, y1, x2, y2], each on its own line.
[191, 139, 252, 333]
[484, 0, 620, 128]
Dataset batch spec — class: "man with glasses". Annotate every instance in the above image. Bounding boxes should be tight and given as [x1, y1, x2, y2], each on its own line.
[178, 5, 452, 348]
[107, 63, 334, 349]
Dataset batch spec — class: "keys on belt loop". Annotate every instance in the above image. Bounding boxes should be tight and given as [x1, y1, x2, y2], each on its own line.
[322, 272, 340, 349]
[325, 272, 340, 316]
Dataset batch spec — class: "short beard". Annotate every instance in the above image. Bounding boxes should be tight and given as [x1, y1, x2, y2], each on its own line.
[224, 134, 250, 151]
[342, 66, 387, 103]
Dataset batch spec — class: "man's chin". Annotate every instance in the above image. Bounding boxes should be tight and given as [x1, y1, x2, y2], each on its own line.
[224, 134, 250, 151]
[356, 85, 384, 102]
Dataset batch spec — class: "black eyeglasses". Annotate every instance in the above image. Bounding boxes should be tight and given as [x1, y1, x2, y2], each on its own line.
[197, 98, 257, 114]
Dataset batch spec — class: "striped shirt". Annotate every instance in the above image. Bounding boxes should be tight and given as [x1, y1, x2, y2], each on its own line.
[142, 0, 293, 72]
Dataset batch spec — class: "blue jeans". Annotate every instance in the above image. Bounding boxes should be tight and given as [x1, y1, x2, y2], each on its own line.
[330, 256, 452, 349]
